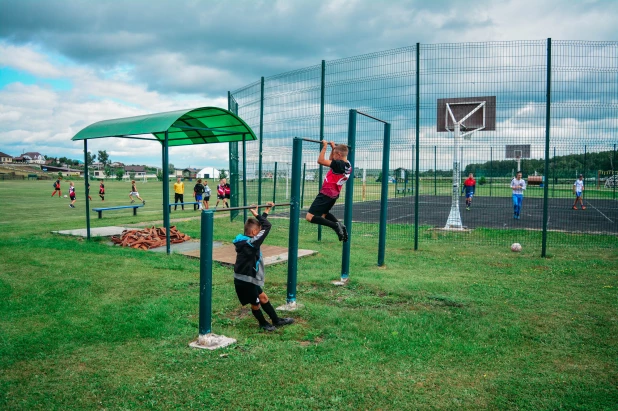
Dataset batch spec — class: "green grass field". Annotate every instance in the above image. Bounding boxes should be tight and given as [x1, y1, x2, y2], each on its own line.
[1, 180, 617, 410]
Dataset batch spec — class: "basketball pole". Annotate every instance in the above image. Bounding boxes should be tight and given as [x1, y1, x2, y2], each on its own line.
[445, 122, 463, 229]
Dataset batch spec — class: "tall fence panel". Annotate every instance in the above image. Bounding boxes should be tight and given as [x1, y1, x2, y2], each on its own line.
[230, 40, 618, 252]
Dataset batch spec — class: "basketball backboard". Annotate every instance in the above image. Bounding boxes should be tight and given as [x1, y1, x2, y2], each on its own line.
[505, 145, 531, 159]
[437, 96, 496, 133]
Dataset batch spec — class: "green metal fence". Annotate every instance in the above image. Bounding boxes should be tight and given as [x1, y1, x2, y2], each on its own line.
[230, 39, 618, 254]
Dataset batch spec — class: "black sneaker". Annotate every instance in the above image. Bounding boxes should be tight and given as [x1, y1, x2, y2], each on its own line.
[142, 200, 146, 205]
[131, 200, 135, 204]
[335, 222, 346, 241]
[340, 223, 348, 242]
[273, 318, 294, 327]
[260, 323, 276, 332]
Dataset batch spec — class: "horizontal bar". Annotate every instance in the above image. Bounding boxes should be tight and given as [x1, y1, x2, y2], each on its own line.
[299, 137, 351, 148]
[356, 111, 389, 124]
[211, 202, 291, 212]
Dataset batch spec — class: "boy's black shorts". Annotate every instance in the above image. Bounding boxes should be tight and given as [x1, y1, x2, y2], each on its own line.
[217, 194, 225, 200]
[308, 193, 338, 216]
[234, 280, 263, 306]
[204, 196, 210, 201]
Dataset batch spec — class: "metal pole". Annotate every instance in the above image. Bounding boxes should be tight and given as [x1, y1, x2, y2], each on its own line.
[434, 146, 437, 196]
[541, 38, 552, 258]
[286, 162, 290, 200]
[301, 162, 306, 207]
[414, 43, 420, 250]
[378, 123, 391, 266]
[199, 210, 214, 335]
[341, 110, 357, 280]
[258, 77, 264, 205]
[286, 138, 302, 304]
[84, 140, 91, 240]
[613, 144, 616, 200]
[318, 59, 326, 242]
[583, 145, 587, 188]
[490, 147, 493, 197]
[242, 134, 247, 222]
[163, 131, 171, 254]
[552, 147, 556, 198]
[273, 162, 278, 204]
[444, 122, 462, 228]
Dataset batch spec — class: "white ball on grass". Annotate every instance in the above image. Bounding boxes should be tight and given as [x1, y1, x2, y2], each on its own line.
[64, 195, 68, 198]
[511, 243, 522, 252]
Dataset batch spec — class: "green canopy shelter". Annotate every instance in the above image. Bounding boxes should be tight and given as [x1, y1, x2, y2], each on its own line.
[72, 106, 256, 253]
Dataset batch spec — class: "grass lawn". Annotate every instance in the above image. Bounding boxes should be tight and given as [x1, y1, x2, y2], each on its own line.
[1, 180, 617, 410]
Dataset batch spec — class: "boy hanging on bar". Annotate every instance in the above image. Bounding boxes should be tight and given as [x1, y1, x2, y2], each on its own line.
[233, 202, 294, 332]
[305, 140, 351, 242]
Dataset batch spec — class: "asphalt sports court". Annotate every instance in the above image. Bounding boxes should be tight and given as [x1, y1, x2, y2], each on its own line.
[290, 195, 617, 234]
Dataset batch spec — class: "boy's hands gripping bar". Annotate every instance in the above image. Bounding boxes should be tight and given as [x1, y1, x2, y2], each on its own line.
[300, 138, 351, 148]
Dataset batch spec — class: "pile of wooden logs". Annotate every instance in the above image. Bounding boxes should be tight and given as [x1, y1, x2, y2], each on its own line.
[110, 226, 191, 250]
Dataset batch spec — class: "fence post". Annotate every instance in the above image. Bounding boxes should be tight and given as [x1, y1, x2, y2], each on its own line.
[301, 162, 306, 207]
[318, 59, 326, 242]
[490, 147, 493, 197]
[273, 162, 278, 204]
[378, 123, 391, 266]
[541, 38, 552, 258]
[258, 77, 264, 206]
[614, 144, 616, 200]
[414, 42, 420, 251]
[341, 110, 357, 280]
[163, 130, 171, 254]
[434, 145, 437, 196]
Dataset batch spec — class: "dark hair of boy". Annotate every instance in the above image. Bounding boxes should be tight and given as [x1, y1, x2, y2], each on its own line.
[244, 218, 261, 235]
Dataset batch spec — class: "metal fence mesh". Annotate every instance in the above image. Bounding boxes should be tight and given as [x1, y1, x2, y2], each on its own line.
[230, 39, 618, 252]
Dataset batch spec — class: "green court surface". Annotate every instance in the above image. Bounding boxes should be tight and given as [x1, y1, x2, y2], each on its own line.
[0, 179, 617, 410]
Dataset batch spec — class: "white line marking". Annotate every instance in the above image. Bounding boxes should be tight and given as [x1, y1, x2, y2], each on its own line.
[585, 201, 614, 224]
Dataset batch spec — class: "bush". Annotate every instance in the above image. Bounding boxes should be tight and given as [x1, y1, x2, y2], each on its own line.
[479, 176, 487, 185]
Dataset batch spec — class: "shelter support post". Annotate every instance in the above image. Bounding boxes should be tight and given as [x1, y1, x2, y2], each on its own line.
[273, 162, 278, 204]
[318, 59, 326, 242]
[258, 77, 264, 205]
[163, 131, 171, 254]
[378, 123, 391, 266]
[301, 163, 306, 207]
[242, 134, 248, 222]
[84, 140, 91, 240]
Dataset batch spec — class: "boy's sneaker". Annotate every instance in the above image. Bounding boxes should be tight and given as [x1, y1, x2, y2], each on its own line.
[69, 204, 75, 208]
[334, 222, 346, 241]
[466, 206, 470, 211]
[572, 206, 577, 210]
[260, 323, 276, 332]
[142, 200, 146, 205]
[582, 206, 586, 210]
[273, 318, 294, 327]
[131, 200, 135, 204]
[340, 223, 348, 242]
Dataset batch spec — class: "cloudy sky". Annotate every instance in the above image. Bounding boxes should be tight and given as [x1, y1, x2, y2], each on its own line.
[0, 0, 616, 169]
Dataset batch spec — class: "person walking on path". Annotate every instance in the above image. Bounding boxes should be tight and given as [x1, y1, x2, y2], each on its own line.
[572, 174, 586, 210]
[510, 171, 526, 220]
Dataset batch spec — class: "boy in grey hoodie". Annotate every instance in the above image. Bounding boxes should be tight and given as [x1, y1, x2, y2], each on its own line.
[233, 202, 294, 331]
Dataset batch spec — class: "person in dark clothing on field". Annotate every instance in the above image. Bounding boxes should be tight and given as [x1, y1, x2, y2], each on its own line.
[233, 202, 294, 332]
[99, 180, 105, 201]
[51, 178, 62, 197]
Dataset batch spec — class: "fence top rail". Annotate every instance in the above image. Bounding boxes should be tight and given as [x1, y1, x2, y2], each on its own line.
[209, 203, 291, 213]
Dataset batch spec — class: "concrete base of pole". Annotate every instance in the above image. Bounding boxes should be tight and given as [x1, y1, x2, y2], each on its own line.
[332, 277, 349, 286]
[276, 301, 303, 311]
[189, 333, 236, 350]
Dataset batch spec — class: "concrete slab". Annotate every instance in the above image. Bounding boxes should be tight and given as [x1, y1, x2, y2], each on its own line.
[150, 240, 222, 254]
[181, 244, 317, 266]
[53, 226, 129, 237]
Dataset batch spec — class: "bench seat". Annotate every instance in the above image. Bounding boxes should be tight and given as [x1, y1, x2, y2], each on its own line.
[92, 204, 144, 219]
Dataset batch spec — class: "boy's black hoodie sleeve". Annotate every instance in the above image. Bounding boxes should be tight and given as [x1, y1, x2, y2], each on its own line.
[248, 213, 272, 248]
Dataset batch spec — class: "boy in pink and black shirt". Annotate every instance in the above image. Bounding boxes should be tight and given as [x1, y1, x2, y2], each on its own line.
[305, 141, 352, 242]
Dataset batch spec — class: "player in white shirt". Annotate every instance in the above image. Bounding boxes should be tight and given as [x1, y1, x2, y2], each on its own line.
[510, 171, 526, 220]
[572, 174, 586, 210]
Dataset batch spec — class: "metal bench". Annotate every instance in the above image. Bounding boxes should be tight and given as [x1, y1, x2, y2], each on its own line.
[395, 187, 412, 196]
[92, 204, 144, 219]
[168, 202, 202, 212]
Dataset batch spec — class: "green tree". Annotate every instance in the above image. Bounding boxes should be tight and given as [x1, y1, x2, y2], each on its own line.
[219, 169, 228, 180]
[104, 167, 113, 178]
[115, 169, 125, 181]
[86, 151, 96, 165]
[98, 150, 110, 167]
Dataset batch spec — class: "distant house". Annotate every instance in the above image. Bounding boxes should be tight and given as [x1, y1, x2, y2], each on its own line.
[110, 162, 124, 168]
[196, 167, 220, 179]
[23, 152, 45, 164]
[0, 152, 13, 163]
[124, 165, 147, 178]
[178, 167, 199, 179]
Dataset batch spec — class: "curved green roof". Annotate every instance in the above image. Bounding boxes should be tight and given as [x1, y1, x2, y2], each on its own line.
[71, 107, 256, 146]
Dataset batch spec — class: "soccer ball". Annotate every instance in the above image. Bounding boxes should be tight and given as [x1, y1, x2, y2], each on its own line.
[511, 243, 522, 252]
[64, 195, 68, 198]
